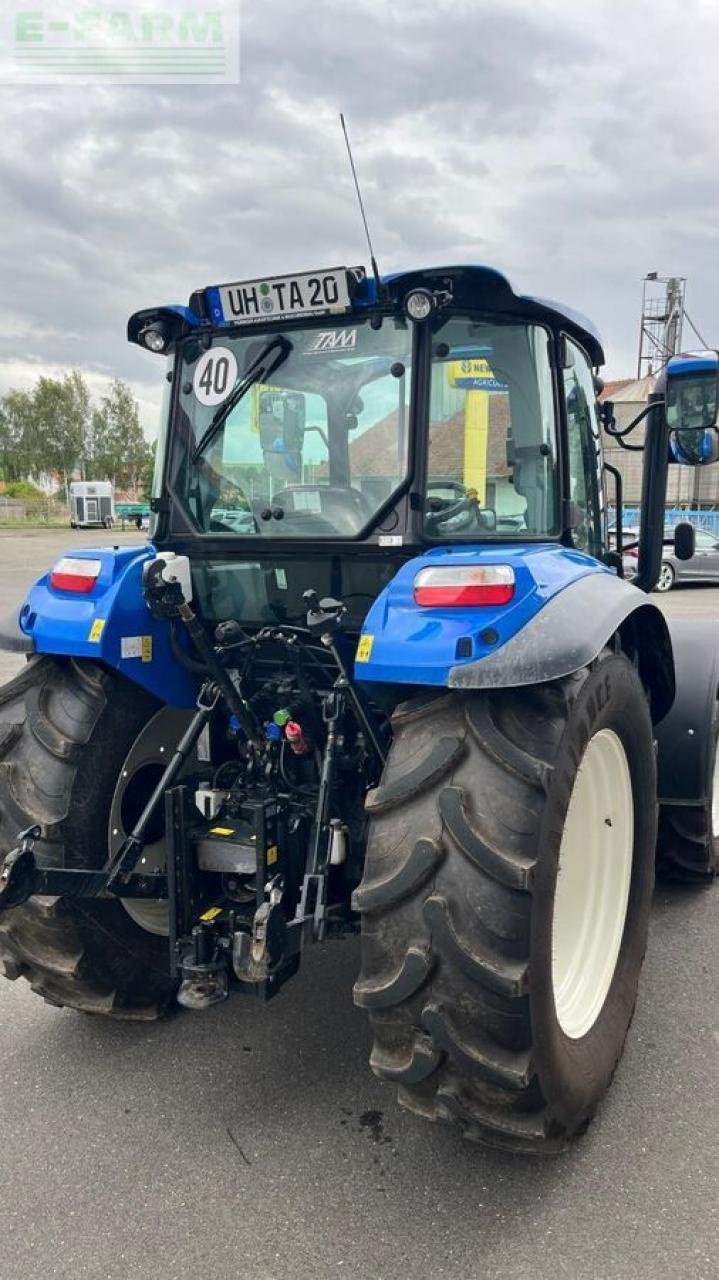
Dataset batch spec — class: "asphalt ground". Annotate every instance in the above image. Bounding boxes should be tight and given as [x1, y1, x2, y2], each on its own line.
[0, 529, 717, 1280]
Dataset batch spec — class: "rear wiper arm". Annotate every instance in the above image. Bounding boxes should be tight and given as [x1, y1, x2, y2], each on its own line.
[190, 335, 293, 464]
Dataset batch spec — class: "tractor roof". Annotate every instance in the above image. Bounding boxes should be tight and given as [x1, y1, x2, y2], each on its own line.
[128, 263, 604, 365]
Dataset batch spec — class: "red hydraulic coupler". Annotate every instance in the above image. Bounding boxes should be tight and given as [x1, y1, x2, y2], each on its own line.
[285, 721, 308, 756]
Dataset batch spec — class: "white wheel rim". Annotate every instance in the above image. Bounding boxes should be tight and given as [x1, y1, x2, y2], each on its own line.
[551, 728, 634, 1040]
[711, 749, 719, 840]
[658, 565, 673, 591]
[108, 707, 193, 936]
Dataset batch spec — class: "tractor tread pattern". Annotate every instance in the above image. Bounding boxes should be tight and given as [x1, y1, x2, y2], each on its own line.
[351, 838, 443, 912]
[422, 893, 529, 996]
[439, 785, 535, 889]
[370, 1032, 441, 1083]
[353, 945, 431, 1008]
[365, 736, 465, 813]
[656, 803, 717, 884]
[0, 656, 172, 1018]
[354, 683, 588, 1153]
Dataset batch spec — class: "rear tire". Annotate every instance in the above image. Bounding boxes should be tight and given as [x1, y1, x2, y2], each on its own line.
[354, 651, 657, 1153]
[0, 657, 178, 1018]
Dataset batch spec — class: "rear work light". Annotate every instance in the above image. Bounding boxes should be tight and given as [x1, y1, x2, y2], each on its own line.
[49, 557, 102, 593]
[414, 564, 515, 607]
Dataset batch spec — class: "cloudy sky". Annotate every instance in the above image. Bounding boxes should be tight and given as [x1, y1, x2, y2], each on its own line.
[1, 0, 717, 434]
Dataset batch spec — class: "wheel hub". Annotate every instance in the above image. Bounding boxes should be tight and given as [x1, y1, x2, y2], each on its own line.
[108, 707, 193, 936]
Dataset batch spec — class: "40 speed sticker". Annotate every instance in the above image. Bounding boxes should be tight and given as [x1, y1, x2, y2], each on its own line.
[193, 346, 238, 407]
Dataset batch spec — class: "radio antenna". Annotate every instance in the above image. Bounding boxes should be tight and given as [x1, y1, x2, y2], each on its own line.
[340, 113, 382, 296]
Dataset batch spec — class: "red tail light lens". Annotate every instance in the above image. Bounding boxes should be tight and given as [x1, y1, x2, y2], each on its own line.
[414, 565, 515, 607]
[49, 557, 102, 593]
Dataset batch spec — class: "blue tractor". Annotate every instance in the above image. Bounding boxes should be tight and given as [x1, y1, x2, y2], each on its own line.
[0, 265, 717, 1154]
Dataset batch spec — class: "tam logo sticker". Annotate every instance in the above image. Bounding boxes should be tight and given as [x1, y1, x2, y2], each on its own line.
[306, 328, 357, 354]
[88, 619, 105, 643]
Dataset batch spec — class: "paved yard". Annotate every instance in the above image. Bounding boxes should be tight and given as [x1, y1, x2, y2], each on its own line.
[0, 530, 717, 1280]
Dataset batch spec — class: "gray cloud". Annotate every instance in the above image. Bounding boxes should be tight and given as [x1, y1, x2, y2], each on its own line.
[0, 0, 717, 430]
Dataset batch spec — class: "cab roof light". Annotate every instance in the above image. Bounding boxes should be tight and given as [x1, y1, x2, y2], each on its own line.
[414, 564, 515, 607]
[49, 557, 102, 594]
[141, 321, 170, 353]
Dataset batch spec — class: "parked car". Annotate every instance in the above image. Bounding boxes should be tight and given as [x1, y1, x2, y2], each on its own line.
[613, 522, 719, 591]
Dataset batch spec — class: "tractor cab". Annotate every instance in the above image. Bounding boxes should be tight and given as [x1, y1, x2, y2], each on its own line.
[129, 263, 609, 636]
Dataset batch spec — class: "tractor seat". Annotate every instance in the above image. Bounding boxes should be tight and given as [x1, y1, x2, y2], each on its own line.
[271, 485, 373, 536]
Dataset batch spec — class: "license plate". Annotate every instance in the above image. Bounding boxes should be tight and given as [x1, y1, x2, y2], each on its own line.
[217, 267, 353, 325]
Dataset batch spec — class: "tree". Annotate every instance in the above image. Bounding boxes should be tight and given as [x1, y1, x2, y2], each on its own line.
[0, 390, 34, 482]
[31, 372, 91, 492]
[63, 371, 92, 479]
[140, 451, 156, 501]
[90, 380, 153, 496]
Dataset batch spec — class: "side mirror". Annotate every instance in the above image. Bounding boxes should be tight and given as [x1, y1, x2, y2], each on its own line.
[258, 390, 306, 453]
[258, 390, 306, 480]
[673, 521, 695, 561]
[666, 354, 719, 466]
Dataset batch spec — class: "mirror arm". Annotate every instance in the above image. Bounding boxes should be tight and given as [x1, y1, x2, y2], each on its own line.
[603, 461, 623, 562]
[604, 400, 657, 441]
[631, 393, 670, 593]
[612, 434, 645, 454]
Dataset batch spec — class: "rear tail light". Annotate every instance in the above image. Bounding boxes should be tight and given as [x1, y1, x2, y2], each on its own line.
[414, 564, 515, 607]
[624, 547, 639, 560]
[49, 557, 102, 593]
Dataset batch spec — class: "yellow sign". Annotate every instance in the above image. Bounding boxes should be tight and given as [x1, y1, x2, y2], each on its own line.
[209, 826, 235, 837]
[88, 618, 105, 643]
[267, 845, 278, 865]
[140, 635, 153, 663]
[446, 358, 494, 386]
[356, 634, 374, 663]
[200, 906, 223, 922]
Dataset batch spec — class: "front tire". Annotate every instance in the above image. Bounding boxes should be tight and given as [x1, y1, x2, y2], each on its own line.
[354, 651, 657, 1153]
[655, 562, 675, 593]
[0, 657, 179, 1018]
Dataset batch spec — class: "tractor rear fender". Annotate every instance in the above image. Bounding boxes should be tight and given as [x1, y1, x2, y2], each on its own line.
[654, 618, 719, 806]
[448, 573, 675, 723]
[1, 544, 197, 708]
[357, 546, 675, 724]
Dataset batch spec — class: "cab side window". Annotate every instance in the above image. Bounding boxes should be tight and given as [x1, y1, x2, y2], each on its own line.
[562, 339, 604, 555]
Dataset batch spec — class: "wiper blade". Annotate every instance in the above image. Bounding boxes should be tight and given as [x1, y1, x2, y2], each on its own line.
[190, 335, 293, 464]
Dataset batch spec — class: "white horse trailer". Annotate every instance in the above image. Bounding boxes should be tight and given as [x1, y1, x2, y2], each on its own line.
[69, 481, 114, 529]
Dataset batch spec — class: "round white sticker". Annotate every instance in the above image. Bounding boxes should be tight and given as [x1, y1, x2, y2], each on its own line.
[193, 346, 238, 407]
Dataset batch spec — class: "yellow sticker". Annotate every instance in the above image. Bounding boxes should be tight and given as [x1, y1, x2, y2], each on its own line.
[141, 635, 153, 663]
[88, 618, 105, 643]
[209, 826, 235, 837]
[356, 634, 374, 663]
[266, 845, 278, 866]
[200, 906, 223, 922]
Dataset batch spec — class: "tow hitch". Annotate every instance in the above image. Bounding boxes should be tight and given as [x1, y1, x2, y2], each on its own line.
[0, 574, 385, 1010]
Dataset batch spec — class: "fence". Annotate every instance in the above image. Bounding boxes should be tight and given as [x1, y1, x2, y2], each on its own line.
[612, 508, 719, 538]
[0, 496, 68, 525]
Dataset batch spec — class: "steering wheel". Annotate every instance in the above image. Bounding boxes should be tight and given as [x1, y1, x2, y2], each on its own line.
[426, 483, 482, 534]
